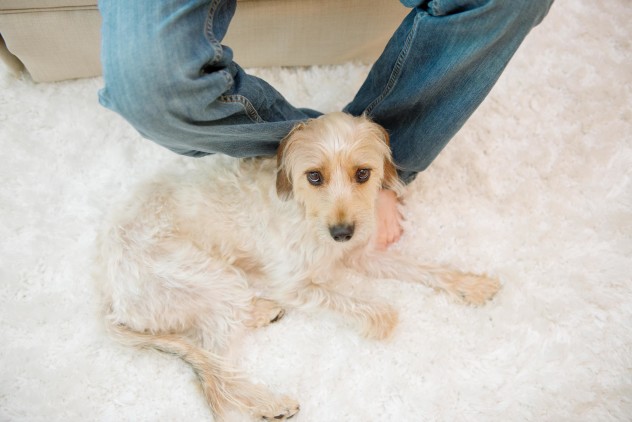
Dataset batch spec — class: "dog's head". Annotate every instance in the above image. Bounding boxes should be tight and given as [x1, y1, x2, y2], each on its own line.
[276, 112, 403, 244]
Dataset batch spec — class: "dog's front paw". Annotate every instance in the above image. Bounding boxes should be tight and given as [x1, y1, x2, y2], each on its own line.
[245, 298, 285, 329]
[259, 395, 300, 421]
[360, 303, 398, 341]
[449, 273, 501, 306]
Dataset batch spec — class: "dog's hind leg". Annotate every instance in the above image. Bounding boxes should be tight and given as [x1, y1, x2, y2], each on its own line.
[106, 322, 299, 420]
[346, 250, 500, 305]
[100, 236, 299, 420]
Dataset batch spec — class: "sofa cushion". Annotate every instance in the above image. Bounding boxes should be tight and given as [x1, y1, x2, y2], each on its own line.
[0, 1, 94, 10]
[0, 3, 100, 81]
[0, 0, 408, 82]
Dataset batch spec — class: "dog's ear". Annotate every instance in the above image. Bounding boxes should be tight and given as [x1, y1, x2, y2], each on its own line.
[275, 158, 293, 201]
[375, 124, 403, 195]
[276, 122, 305, 201]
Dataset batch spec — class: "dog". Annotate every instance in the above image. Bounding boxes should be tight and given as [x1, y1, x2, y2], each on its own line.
[95, 112, 500, 421]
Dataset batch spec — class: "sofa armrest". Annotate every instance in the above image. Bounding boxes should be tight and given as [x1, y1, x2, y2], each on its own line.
[0, 33, 25, 76]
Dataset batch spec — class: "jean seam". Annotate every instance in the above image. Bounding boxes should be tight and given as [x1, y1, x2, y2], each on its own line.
[219, 95, 266, 123]
[204, 0, 224, 65]
[364, 12, 423, 116]
[206, 0, 265, 125]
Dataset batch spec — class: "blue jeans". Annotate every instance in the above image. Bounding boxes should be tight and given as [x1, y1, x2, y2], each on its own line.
[99, 0, 553, 183]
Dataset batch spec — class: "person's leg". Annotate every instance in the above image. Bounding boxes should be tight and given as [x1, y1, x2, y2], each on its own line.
[345, 0, 554, 183]
[346, 0, 553, 249]
[98, 0, 320, 158]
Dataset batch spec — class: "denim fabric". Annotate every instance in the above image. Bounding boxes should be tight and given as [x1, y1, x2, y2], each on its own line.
[99, 0, 553, 181]
[344, 0, 553, 182]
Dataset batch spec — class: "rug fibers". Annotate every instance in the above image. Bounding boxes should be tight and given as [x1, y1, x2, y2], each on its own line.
[1, 1, 631, 421]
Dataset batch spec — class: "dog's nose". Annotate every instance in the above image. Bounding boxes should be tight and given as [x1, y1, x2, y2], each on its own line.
[329, 224, 355, 242]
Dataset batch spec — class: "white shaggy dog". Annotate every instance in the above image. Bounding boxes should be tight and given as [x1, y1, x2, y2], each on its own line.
[96, 112, 500, 421]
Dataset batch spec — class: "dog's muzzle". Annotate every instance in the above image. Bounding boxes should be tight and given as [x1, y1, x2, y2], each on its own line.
[329, 224, 355, 242]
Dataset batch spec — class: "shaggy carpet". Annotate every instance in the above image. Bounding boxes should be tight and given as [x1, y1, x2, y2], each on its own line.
[1, 1, 631, 421]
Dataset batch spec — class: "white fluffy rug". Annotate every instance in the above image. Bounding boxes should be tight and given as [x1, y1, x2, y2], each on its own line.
[1, 1, 631, 421]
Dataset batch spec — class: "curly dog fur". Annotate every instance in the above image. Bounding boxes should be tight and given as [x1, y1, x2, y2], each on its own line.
[95, 112, 500, 420]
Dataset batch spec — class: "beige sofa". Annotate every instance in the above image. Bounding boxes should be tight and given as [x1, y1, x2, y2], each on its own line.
[0, 0, 408, 83]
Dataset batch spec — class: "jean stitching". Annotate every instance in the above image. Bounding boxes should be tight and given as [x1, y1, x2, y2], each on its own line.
[219, 95, 265, 123]
[364, 13, 422, 115]
[204, 0, 223, 64]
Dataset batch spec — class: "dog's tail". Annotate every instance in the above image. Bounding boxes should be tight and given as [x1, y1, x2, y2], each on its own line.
[105, 318, 242, 416]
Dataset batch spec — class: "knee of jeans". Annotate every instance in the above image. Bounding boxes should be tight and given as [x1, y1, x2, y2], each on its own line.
[487, 0, 553, 30]
[100, 48, 217, 150]
[101, 56, 171, 128]
[428, 0, 552, 28]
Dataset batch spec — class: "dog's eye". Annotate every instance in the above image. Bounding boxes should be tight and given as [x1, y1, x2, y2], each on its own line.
[355, 168, 371, 183]
[306, 171, 323, 186]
